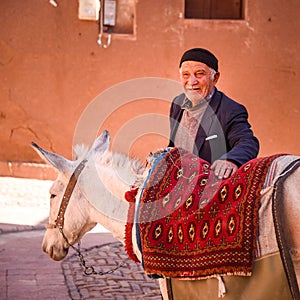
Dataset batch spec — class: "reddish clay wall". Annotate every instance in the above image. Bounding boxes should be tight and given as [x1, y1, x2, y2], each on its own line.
[1, 0, 299, 178]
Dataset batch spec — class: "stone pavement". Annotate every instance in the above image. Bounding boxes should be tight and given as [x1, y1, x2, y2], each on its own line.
[0, 177, 161, 299]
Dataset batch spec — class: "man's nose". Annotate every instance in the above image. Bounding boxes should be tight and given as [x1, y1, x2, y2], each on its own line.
[188, 74, 198, 85]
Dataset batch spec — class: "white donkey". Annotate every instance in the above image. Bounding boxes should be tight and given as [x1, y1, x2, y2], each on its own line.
[32, 130, 300, 299]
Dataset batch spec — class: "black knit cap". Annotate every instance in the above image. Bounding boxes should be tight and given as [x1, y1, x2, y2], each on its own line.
[179, 48, 218, 72]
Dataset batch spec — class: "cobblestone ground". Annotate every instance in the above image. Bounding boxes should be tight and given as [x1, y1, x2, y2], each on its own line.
[62, 243, 161, 300]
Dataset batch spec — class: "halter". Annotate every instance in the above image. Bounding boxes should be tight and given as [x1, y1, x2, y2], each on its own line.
[46, 157, 125, 275]
[55, 159, 87, 229]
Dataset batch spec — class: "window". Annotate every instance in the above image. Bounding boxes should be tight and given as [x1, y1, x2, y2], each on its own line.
[185, 0, 244, 20]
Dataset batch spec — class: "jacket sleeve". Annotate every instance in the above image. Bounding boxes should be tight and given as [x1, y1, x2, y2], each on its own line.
[219, 103, 259, 167]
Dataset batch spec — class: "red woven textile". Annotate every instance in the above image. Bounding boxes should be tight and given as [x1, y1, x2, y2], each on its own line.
[137, 148, 281, 279]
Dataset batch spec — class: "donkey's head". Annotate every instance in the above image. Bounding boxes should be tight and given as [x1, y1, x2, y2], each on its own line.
[31, 130, 110, 261]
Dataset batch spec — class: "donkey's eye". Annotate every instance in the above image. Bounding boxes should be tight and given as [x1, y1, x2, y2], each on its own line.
[50, 194, 57, 199]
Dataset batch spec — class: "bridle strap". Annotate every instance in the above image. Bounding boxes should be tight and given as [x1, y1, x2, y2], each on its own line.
[55, 159, 88, 229]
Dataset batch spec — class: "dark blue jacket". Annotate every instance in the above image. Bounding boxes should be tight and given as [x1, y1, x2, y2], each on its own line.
[168, 89, 259, 166]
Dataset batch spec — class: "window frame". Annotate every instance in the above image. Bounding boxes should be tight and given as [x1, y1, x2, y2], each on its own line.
[184, 0, 245, 21]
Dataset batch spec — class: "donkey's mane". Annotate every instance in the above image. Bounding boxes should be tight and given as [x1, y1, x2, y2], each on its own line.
[73, 144, 89, 160]
[73, 143, 145, 176]
[97, 151, 145, 176]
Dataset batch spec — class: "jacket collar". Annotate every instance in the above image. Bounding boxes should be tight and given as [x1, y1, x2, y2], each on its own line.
[193, 89, 222, 154]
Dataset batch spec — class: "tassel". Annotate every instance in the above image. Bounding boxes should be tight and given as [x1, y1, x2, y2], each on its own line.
[124, 187, 138, 202]
[217, 275, 226, 298]
[124, 186, 140, 263]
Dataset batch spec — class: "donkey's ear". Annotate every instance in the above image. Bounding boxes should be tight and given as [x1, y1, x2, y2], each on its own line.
[31, 142, 73, 173]
[90, 130, 110, 155]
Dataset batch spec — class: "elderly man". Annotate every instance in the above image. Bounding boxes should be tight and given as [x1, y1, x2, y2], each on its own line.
[168, 48, 259, 179]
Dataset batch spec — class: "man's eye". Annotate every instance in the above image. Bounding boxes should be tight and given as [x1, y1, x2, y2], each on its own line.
[195, 72, 205, 77]
[50, 194, 57, 199]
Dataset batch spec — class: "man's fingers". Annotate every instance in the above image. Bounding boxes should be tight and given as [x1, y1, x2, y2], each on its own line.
[211, 162, 222, 178]
[223, 168, 233, 179]
[213, 163, 225, 179]
[211, 160, 238, 179]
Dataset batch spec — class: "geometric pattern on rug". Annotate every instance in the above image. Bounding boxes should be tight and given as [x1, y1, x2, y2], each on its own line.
[61, 242, 161, 300]
[138, 149, 279, 278]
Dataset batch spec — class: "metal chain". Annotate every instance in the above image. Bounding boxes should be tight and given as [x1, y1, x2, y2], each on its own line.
[59, 228, 126, 276]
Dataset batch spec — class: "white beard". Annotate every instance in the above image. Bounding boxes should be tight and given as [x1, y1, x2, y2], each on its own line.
[184, 90, 206, 106]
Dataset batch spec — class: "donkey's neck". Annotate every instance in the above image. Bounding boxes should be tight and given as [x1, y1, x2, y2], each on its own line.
[80, 151, 143, 243]
[95, 151, 142, 197]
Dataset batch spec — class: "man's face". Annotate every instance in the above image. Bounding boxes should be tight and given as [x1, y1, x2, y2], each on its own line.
[180, 61, 219, 104]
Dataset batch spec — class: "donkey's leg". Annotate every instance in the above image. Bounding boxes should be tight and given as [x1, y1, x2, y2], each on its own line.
[282, 167, 300, 287]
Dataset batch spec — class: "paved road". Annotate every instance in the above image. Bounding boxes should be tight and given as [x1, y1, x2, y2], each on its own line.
[0, 177, 161, 300]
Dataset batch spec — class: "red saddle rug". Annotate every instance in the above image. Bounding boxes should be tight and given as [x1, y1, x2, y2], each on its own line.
[130, 148, 282, 279]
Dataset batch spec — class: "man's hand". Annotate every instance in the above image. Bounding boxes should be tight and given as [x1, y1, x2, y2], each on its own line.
[211, 160, 238, 179]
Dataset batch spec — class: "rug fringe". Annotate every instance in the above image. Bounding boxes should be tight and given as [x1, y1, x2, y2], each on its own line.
[217, 275, 226, 298]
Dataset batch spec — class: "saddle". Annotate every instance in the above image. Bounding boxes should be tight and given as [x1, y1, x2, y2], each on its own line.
[132, 148, 282, 279]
